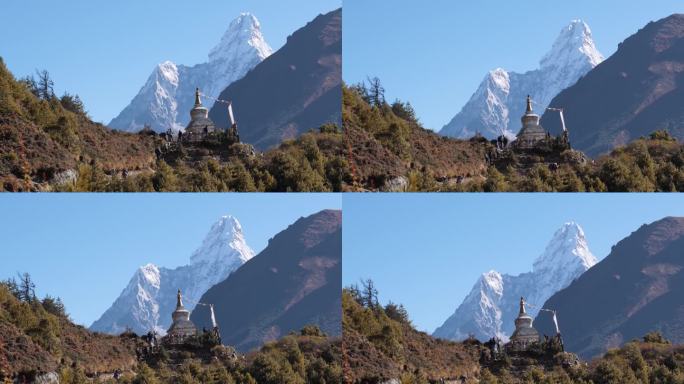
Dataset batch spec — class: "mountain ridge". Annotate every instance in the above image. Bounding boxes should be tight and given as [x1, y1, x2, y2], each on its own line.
[433, 222, 597, 342]
[208, 8, 342, 150]
[536, 216, 684, 358]
[541, 14, 684, 156]
[191, 209, 342, 352]
[440, 20, 603, 139]
[109, 13, 272, 133]
[90, 215, 254, 335]
[343, 283, 684, 383]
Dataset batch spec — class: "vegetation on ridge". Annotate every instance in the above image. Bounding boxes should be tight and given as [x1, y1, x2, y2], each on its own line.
[344, 79, 684, 192]
[343, 280, 684, 383]
[342, 281, 481, 383]
[0, 274, 138, 381]
[0, 274, 342, 383]
[0, 57, 349, 192]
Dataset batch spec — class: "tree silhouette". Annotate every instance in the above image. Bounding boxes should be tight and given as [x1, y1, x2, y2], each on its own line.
[367, 77, 385, 107]
[19, 272, 36, 303]
[36, 69, 54, 100]
[361, 278, 379, 308]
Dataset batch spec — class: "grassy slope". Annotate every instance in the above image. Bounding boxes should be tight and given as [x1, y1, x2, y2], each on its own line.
[1, 278, 342, 383]
[343, 287, 684, 384]
[343, 86, 489, 190]
[0, 284, 137, 378]
[342, 291, 481, 383]
[0, 58, 157, 190]
[0, 58, 348, 192]
[344, 84, 684, 192]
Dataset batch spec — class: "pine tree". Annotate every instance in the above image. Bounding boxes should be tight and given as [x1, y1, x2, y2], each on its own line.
[19, 75, 40, 97]
[385, 301, 410, 324]
[2, 277, 20, 299]
[60, 92, 86, 115]
[350, 82, 369, 102]
[347, 284, 362, 305]
[367, 77, 385, 107]
[36, 69, 54, 100]
[18, 272, 36, 303]
[361, 279, 379, 308]
[42, 295, 66, 317]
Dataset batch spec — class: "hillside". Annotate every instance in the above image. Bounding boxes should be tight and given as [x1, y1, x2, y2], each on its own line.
[536, 217, 684, 359]
[342, 288, 481, 383]
[209, 9, 342, 151]
[343, 283, 684, 384]
[541, 14, 684, 157]
[344, 82, 684, 192]
[0, 58, 158, 191]
[0, 58, 348, 192]
[0, 277, 138, 381]
[344, 85, 491, 191]
[0, 275, 341, 383]
[192, 210, 342, 353]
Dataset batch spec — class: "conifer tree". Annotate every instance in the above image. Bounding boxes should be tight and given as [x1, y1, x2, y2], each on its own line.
[18, 272, 35, 303]
[60, 92, 85, 115]
[20, 75, 40, 97]
[361, 279, 379, 308]
[36, 69, 54, 100]
[367, 77, 385, 107]
[2, 277, 20, 299]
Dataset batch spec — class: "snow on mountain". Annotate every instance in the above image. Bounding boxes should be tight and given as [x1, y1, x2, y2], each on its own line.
[432, 222, 597, 342]
[90, 215, 255, 335]
[439, 20, 604, 139]
[108, 13, 272, 133]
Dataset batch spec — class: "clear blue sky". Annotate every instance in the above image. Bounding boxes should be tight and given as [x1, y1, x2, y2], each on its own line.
[343, 193, 684, 334]
[0, 193, 341, 326]
[0, 0, 340, 124]
[343, 0, 683, 131]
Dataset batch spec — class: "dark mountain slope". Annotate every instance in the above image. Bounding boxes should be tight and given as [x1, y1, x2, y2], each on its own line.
[536, 217, 684, 358]
[209, 9, 342, 150]
[192, 210, 342, 352]
[542, 14, 684, 157]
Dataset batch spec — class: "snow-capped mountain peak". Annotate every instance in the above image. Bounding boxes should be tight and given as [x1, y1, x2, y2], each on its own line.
[91, 215, 255, 336]
[109, 13, 272, 133]
[190, 215, 255, 265]
[481, 270, 504, 297]
[540, 19, 604, 72]
[533, 222, 597, 273]
[487, 68, 511, 94]
[440, 20, 604, 140]
[155, 61, 180, 87]
[433, 222, 597, 342]
[208, 13, 273, 64]
[137, 263, 161, 289]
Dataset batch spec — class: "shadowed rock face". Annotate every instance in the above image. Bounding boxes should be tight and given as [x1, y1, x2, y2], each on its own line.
[536, 217, 684, 359]
[541, 14, 684, 157]
[209, 9, 342, 151]
[191, 210, 342, 352]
